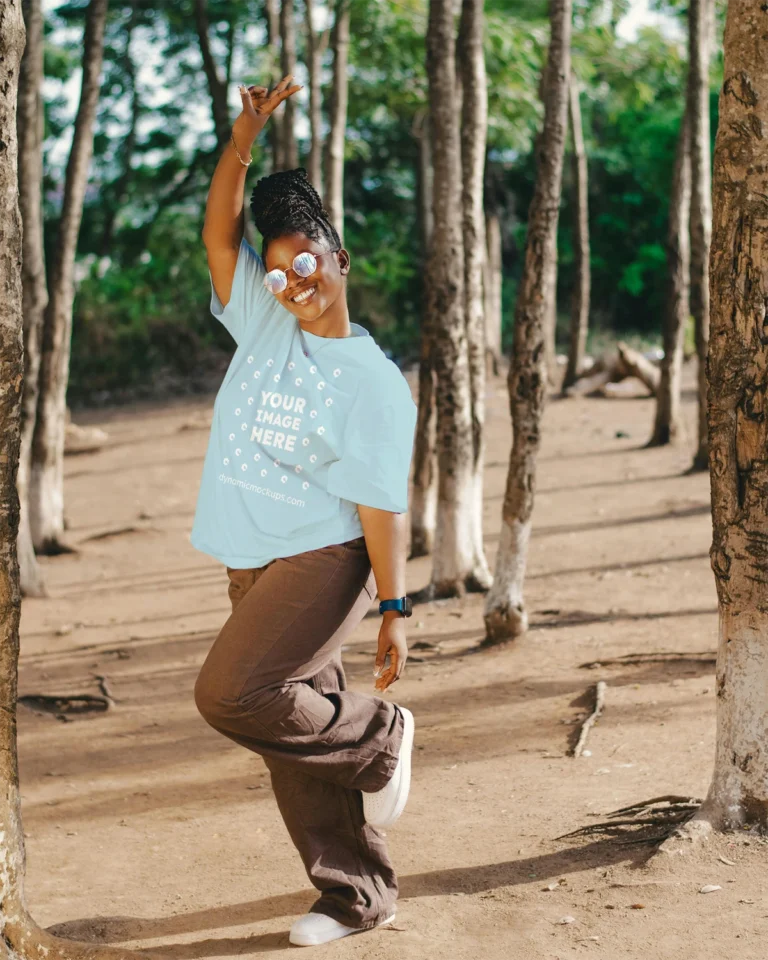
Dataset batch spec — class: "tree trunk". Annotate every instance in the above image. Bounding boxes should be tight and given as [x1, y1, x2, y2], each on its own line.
[99, 0, 140, 256]
[457, 0, 492, 592]
[483, 155, 503, 378]
[685, 0, 768, 834]
[28, 0, 108, 555]
[16, 0, 48, 598]
[483, 0, 572, 642]
[279, 0, 299, 170]
[264, 0, 283, 172]
[0, 7, 142, 956]
[689, 0, 714, 472]
[562, 71, 590, 392]
[194, 0, 229, 147]
[323, 0, 350, 241]
[410, 107, 437, 559]
[304, 0, 328, 193]
[534, 65, 561, 391]
[419, 0, 476, 597]
[648, 109, 691, 447]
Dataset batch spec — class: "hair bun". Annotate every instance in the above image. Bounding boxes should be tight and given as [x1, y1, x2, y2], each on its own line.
[249, 167, 341, 258]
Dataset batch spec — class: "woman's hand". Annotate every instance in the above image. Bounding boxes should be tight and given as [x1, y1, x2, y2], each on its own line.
[374, 615, 408, 693]
[235, 74, 302, 141]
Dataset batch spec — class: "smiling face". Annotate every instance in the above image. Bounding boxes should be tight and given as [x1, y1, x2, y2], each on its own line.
[265, 233, 350, 323]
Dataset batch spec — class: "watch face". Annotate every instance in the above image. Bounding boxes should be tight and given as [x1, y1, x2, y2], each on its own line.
[404, 596, 413, 617]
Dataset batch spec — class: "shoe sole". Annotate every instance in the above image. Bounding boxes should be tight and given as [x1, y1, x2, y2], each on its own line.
[289, 913, 396, 946]
[372, 706, 414, 829]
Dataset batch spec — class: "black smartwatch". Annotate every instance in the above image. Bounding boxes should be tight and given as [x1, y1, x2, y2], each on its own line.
[379, 596, 413, 617]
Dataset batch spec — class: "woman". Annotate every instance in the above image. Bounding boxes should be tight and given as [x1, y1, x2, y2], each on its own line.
[189, 75, 418, 947]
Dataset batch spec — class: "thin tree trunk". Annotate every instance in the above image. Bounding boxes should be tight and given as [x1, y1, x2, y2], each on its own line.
[99, 0, 139, 256]
[562, 71, 590, 392]
[280, 0, 299, 169]
[483, 0, 572, 642]
[410, 107, 436, 558]
[323, 0, 350, 241]
[689, 0, 714, 472]
[28, 0, 109, 555]
[483, 211, 502, 376]
[535, 65, 561, 390]
[458, 0, 492, 591]
[483, 155, 503, 378]
[265, 0, 283, 172]
[675, 0, 768, 837]
[419, 0, 476, 597]
[0, 6, 142, 956]
[648, 109, 691, 447]
[194, 0, 229, 147]
[304, 0, 328, 193]
[16, 0, 48, 598]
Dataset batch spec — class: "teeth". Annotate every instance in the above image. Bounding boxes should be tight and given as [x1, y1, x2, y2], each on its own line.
[292, 285, 316, 304]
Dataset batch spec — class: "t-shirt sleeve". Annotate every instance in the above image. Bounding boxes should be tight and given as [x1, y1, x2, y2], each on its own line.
[326, 374, 417, 513]
[209, 237, 274, 344]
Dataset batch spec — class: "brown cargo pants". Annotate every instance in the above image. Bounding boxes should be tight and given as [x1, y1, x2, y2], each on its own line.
[193, 535, 404, 930]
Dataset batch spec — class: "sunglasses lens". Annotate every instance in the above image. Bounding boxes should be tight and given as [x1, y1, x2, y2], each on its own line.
[293, 252, 317, 278]
[264, 270, 287, 294]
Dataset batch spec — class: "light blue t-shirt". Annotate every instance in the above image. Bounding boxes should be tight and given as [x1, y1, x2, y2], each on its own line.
[189, 237, 418, 569]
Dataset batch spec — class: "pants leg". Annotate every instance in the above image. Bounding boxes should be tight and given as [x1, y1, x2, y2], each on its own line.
[194, 536, 401, 928]
[194, 536, 404, 792]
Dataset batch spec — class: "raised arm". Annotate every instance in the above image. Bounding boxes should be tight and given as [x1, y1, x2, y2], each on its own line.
[202, 75, 302, 308]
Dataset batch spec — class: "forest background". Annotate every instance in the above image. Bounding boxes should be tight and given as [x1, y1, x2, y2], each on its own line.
[41, 0, 712, 406]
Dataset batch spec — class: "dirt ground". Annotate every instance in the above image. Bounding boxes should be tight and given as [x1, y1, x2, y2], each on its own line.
[17, 358, 768, 960]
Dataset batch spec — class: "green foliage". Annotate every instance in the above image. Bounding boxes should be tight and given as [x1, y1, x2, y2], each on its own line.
[38, 0, 721, 401]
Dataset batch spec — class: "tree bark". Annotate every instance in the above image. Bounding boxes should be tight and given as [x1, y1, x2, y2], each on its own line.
[1, 6, 143, 955]
[562, 71, 590, 392]
[194, 0, 229, 147]
[279, 0, 299, 170]
[687, 0, 768, 834]
[304, 0, 328, 194]
[689, 0, 714, 472]
[648, 109, 691, 447]
[99, 0, 140, 256]
[410, 107, 437, 558]
[28, 0, 109, 555]
[457, 0, 492, 591]
[483, 155, 503, 378]
[534, 65, 561, 391]
[323, 0, 350, 241]
[16, 0, 48, 598]
[419, 0, 477, 597]
[483, 0, 572, 642]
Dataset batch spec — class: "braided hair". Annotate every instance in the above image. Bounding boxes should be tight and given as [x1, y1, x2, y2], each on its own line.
[250, 167, 341, 262]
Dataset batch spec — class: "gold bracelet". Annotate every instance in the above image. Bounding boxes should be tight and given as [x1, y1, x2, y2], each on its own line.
[230, 131, 253, 167]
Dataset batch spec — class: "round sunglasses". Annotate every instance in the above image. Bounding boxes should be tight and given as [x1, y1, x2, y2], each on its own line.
[262, 249, 339, 296]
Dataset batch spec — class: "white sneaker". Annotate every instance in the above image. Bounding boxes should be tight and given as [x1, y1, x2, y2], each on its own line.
[288, 911, 395, 946]
[362, 706, 414, 829]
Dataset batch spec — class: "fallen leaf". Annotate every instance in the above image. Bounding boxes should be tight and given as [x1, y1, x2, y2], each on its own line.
[718, 856, 736, 866]
[700, 885, 722, 894]
[557, 916, 576, 925]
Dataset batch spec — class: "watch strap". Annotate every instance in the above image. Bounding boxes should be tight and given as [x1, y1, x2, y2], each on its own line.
[379, 596, 412, 617]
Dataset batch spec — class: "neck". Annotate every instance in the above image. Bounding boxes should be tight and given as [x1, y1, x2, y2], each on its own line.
[298, 295, 351, 339]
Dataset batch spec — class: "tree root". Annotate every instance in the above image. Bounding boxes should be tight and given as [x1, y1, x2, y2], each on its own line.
[580, 651, 716, 670]
[571, 680, 606, 756]
[18, 692, 112, 720]
[555, 795, 702, 845]
[3, 913, 151, 960]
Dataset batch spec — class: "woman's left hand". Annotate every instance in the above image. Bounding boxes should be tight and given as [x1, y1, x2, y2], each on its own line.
[373, 615, 408, 692]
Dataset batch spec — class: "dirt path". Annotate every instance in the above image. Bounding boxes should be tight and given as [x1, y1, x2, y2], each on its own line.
[18, 361, 765, 960]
